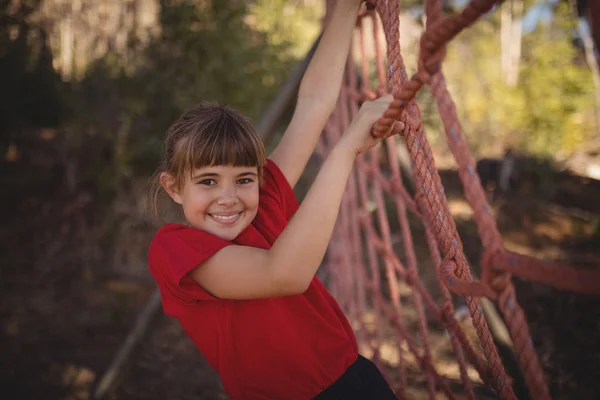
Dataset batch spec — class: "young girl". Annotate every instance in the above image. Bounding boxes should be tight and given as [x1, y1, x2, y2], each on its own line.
[149, 1, 402, 398]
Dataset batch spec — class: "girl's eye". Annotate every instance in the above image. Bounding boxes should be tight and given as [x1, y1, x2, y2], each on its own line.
[237, 178, 254, 185]
[197, 179, 216, 186]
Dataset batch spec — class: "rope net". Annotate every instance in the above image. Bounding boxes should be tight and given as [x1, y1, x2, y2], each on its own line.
[319, 1, 600, 399]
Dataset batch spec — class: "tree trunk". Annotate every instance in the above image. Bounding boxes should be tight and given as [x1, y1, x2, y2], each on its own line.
[577, 17, 600, 137]
[507, 0, 523, 87]
[501, 0, 523, 87]
[500, 0, 511, 83]
[59, 2, 74, 80]
[588, 0, 600, 70]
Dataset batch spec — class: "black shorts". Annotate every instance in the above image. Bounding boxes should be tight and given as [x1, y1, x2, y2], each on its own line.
[313, 355, 397, 400]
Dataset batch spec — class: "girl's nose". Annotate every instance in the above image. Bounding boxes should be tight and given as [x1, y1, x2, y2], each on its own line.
[216, 186, 238, 206]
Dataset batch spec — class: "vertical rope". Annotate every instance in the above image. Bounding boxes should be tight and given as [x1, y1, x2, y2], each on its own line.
[317, 1, 600, 398]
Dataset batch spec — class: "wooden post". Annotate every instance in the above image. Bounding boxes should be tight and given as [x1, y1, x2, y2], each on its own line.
[578, 15, 600, 137]
[587, 0, 600, 69]
[91, 290, 162, 400]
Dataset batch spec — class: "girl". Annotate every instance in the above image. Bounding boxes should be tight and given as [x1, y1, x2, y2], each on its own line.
[149, 1, 402, 398]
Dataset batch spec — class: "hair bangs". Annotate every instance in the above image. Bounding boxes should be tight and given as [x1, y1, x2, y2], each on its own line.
[191, 111, 264, 171]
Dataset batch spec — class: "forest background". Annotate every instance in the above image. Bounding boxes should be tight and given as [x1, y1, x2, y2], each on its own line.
[1, 0, 599, 399]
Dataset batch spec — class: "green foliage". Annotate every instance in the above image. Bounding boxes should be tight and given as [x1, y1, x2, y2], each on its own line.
[443, 2, 595, 157]
[61, 0, 320, 196]
[515, 7, 595, 155]
[143, 0, 295, 117]
[249, 0, 322, 59]
[124, 0, 301, 172]
[3, 0, 596, 200]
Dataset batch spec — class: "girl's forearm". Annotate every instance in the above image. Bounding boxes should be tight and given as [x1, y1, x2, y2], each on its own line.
[297, 1, 360, 109]
[268, 2, 361, 189]
[268, 144, 355, 291]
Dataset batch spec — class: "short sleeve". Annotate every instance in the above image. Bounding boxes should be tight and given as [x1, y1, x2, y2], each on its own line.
[262, 159, 299, 220]
[148, 224, 232, 309]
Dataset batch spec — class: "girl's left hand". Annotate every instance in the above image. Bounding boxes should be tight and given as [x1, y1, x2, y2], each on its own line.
[337, 94, 405, 156]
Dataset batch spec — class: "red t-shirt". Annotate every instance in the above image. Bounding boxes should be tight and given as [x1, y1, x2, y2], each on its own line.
[148, 159, 358, 399]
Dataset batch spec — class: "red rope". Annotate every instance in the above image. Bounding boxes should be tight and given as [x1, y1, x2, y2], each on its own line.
[321, 0, 600, 398]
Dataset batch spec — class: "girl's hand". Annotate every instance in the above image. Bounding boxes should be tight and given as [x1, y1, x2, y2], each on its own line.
[337, 94, 405, 156]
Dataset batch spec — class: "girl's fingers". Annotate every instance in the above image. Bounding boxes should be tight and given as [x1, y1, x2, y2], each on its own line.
[384, 121, 397, 137]
[380, 120, 405, 138]
[375, 94, 394, 104]
[370, 125, 377, 137]
[370, 120, 405, 142]
[370, 123, 391, 139]
[368, 95, 403, 139]
[394, 121, 405, 134]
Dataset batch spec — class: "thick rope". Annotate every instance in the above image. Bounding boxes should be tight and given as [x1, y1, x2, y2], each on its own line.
[375, 0, 516, 397]
[320, 0, 600, 398]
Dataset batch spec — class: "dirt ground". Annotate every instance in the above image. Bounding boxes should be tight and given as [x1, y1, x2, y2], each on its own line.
[1, 137, 599, 400]
[439, 167, 600, 400]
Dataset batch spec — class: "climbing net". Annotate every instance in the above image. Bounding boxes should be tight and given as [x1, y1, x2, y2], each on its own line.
[319, 1, 600, 399]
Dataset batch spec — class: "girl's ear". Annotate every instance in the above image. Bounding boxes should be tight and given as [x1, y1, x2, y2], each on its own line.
[160, 172, 183, 204]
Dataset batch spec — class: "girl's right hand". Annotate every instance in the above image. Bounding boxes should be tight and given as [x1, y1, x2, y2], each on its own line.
[337, 94, 405, 156]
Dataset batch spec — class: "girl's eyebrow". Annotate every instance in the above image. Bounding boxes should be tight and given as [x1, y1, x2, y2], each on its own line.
[237, 172, 258, 177]
[193, 172, 219, 179]
[192, 171, 257, 179]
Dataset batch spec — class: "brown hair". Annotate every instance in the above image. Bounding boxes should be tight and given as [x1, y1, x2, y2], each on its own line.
[150, 101, 266, 219]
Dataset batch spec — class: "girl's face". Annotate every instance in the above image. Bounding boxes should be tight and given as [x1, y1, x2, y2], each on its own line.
[163, 165, 260, 241]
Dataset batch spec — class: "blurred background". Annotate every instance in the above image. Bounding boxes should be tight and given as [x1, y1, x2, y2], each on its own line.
[1, 0, 599, 399]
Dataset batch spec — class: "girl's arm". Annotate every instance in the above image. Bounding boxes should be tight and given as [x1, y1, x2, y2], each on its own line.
[190, 96, 400, 300]
[269, 0, 362, 189]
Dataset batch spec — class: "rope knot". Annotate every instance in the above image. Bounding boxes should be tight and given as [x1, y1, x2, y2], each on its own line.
[418, 26, 447, 77]
[490, 274, 511, 294]
[399, 109, 421, 134]
[438, 256, 498, 300]
[482, 248, 511, 296]
[437, 258, 459, 290]
[415, 69, 434, 87]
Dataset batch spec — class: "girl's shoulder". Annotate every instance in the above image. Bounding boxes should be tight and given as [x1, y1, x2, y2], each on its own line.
[150, 224, 229, 254]
[148, 223, 227, 308]
[261, 159, 286, 195]
[261, 159, 298, 220]
[155, 223, 188, 235]
[151, 223, 192, 244]
[148, 223, 231, 278]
